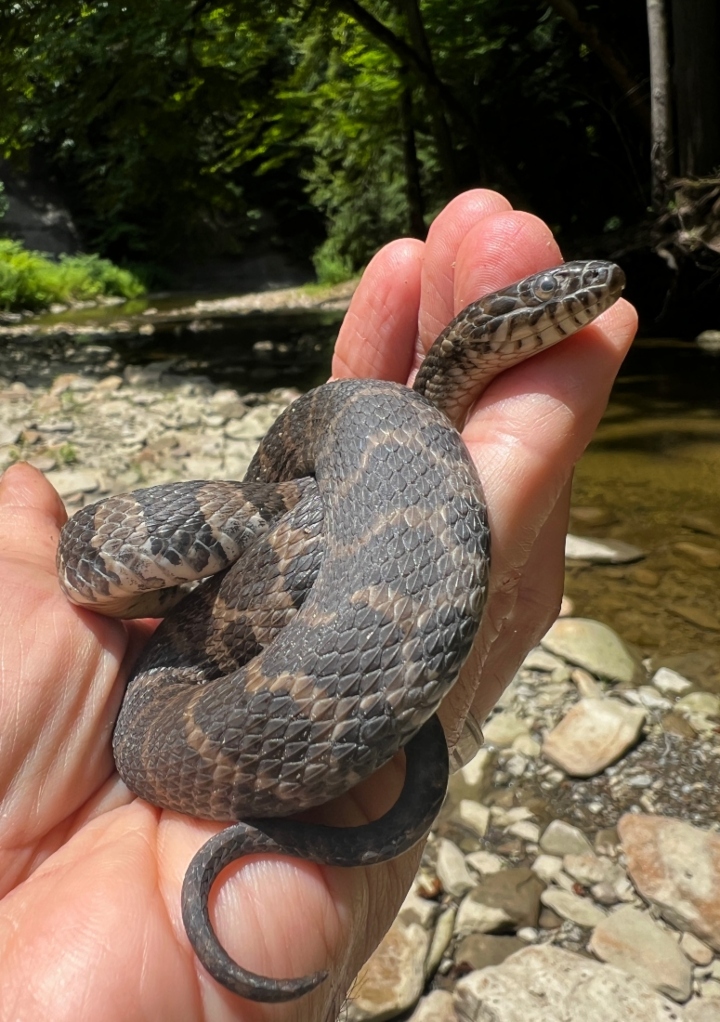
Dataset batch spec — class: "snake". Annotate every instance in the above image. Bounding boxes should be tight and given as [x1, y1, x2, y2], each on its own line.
[56, 259, 625, 1002]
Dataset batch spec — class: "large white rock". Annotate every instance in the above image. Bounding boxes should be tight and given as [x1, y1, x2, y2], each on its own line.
[542, 698, 646, 777]
[590, 905, 693, 1002]
[541, 618, 642, 683]
[453, 945, 683, 1022]
[619, 813, 720, 951]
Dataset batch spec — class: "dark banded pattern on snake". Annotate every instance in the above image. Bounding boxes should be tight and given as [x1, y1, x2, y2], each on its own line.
[56, 259, 626, 1001]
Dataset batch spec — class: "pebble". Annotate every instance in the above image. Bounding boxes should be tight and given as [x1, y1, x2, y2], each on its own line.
[435, 839, 475, 897]
[622, 685, 673, 711]
[426, 906, 456, 976]
[506, 820, 541, 843]
[455, 868, 545, 936]
[451, 800, 490, 838]
[651, 667, 694, 697]
[680, 932, 714, 966]
[539, 820, 594, 857]
[465, 851, 505, 876]
[447, 748, 496, 804]
[455, 933, 526, 971]
[589, 905, 693, 1001]
[540, 888, 608, 927]
[542, 697, 646, 776]
[619, 814, 720, 951]
[453, 945, 682, 1022]
[482, 711, 532, 748]
[531, 854, 563, 884]
[5, 361, 719, 1020]
[347, 917, 431, 1021]
[571, 667, 605, 698]
[565, 534, 645, 563]
[674, 542, 720, 569]
[522, 647, 566, 672]
[407, 989, 456, 1021]
[541, 618, 643, 684]
[685, 1001, 720, 1021]
[43, 469, 100, 497]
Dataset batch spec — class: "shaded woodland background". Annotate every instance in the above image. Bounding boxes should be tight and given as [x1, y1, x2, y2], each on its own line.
[1, 0, 719, 331]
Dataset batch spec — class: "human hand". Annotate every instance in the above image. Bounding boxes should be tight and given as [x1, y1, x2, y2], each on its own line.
[0, 190, 636, 1022]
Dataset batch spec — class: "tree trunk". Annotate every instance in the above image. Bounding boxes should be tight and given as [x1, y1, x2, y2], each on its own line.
[399, 79, 426, 237]
[396, 0, 456, 193]
[670, 0, 720, 178]
[646, 0, 673, 207]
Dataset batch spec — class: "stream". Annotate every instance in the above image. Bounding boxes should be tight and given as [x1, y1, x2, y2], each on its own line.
[1, 293, 719, 691]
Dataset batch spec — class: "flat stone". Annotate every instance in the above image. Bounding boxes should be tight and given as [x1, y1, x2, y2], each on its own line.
[563, 853, 624, 888]
[572, 667, 605, 698]
[696, 329, 720, 353]
[674, 541, 720, 569]
[512, 734, 542, 758]
[26, 455, 56, 472]
[348, 917, 431, 1021]
[522, 647, 566, 672]
[620, 814, 720, 950]
[682, 512, 720, 539]
[676, 692, 720, 717]
[651, 667, 694, 697]
[483, 711, 531, 748]
[453, 945, 682, 1022]
[455, 933, 526, 971]
[542, 698, 646, 777]
[590, 905, 692, 1002]
[0, 423, 20, 445]
[397, 890, 439, 930]
[540, 889, 608, 928]
[447, 748, 496, 804]
[622, 686, 673, 711]
[452, 800, 490, 838]
[455, 868, 545, 936]
[224, 404, 282, 439]
[407, 990, 456, 1022]
[679, 931, 714, 966]
[540, 820, 594, 857]
[670, 604, 720, 631]
[685, 1001, 720, 1022]
[435, 839, 475, 897]
[572, 505, 618, 526]
[465, 851, 505, 876]
[426, 905, 456, 976]
[45, 469, 100, 498]
[565, 534, 645, 564]
[531, 854, 564, 884]
[541, 618, 642, 684]
[507, 821, 541, 843]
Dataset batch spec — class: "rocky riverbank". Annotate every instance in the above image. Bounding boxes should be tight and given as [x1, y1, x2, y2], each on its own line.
[1, 364, 719, 1022]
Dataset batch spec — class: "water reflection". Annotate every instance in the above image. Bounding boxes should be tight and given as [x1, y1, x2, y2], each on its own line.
[569, 338, 720, 690]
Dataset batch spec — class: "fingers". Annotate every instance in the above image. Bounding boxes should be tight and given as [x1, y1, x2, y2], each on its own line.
[332, 238, 424, 383]
[332, 191, 566, 384]
[0, 462, 67, 572]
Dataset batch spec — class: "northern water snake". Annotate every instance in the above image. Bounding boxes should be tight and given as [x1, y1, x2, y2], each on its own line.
[57, 259, 625, 1001]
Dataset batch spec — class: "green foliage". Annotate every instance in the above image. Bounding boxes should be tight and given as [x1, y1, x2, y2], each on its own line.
[0, 181, 7, 221]
[0, 1, 650, 275]
[0, 240, 145, 311]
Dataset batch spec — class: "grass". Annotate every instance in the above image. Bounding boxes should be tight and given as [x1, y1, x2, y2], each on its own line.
[0, 239, 145, 312]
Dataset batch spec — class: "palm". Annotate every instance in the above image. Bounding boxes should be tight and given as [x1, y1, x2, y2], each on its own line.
[0, 191, 636, 1022]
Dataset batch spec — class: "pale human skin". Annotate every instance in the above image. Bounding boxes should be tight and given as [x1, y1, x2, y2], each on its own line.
[0, 190, 637, 1022]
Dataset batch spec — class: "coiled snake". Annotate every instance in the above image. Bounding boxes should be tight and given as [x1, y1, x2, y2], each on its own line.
[57, 260, 625, 1001]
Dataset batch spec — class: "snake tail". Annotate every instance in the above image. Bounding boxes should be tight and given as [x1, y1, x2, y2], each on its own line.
[180, 714, 448, 1001]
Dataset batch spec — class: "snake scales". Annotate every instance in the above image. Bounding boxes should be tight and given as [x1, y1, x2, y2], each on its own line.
[57, 260, 625, 1001]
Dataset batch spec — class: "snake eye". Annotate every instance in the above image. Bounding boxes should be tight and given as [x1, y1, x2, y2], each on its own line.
[533, 274, 557, 300]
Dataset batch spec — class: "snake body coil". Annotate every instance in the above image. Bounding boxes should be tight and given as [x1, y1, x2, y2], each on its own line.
[57, 260, 625, 1001]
